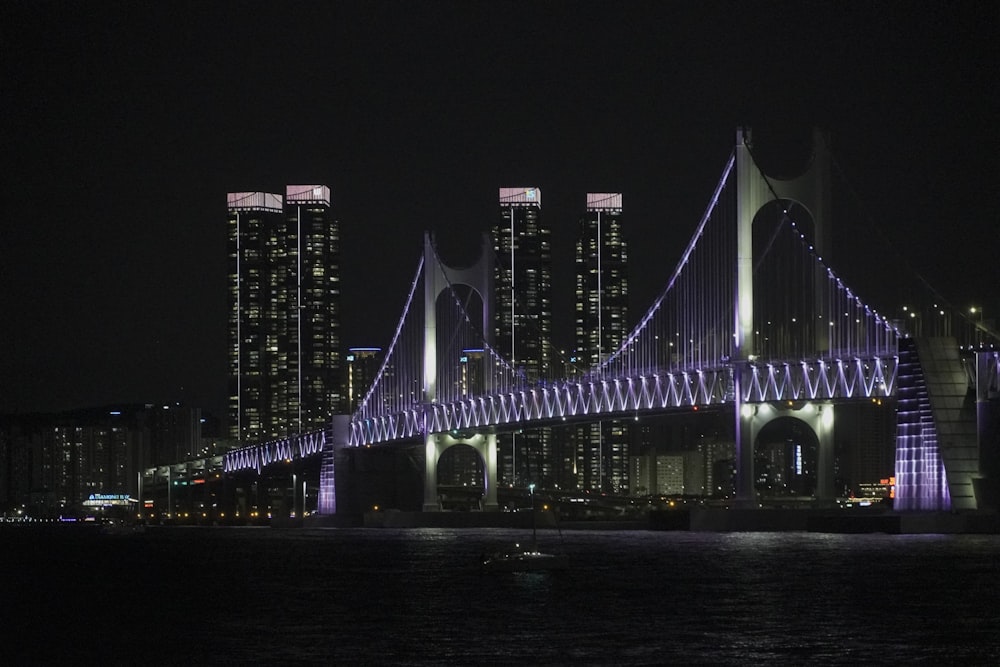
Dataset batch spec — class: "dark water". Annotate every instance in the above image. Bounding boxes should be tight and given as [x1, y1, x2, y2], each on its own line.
[4, 526, 999, 665]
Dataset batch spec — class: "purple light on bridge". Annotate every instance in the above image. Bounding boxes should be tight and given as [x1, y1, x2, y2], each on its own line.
[893, 345, 951, 511]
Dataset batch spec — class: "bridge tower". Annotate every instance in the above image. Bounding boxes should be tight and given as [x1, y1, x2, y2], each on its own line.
[734, 127, 837, 505]
[422, 233, 500, 511]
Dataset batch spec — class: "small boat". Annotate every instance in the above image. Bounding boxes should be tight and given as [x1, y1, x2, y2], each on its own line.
[481, 543, 569, 572]
[482, 484, 568, 572]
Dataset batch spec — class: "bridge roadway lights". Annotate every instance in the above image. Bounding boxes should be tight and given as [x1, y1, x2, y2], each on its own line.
[423, 430, 499, 512]
[739, 400, 836, 507]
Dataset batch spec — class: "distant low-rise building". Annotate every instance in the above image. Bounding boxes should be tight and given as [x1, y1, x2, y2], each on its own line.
[0, 404, 209, 517]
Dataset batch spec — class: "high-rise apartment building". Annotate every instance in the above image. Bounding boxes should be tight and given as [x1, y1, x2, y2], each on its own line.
[493, 187, 553, 486]
[227, 186, 341, 444]
[345, 347, 383, 413]
[573, 193, 630, 492]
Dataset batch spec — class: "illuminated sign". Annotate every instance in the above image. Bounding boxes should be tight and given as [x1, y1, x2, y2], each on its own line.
[83, 493, 136, 507]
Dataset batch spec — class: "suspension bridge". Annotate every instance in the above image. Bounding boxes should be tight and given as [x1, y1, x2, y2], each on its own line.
[221, 128, 999, 516]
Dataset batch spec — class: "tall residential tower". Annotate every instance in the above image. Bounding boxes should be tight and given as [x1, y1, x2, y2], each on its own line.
[493, 187, 553, 486]
[573, 193, 630, 492]
[227, 186, 341, 443]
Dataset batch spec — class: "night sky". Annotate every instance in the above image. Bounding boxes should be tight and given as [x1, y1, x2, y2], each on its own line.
[2, 2, 996, 419]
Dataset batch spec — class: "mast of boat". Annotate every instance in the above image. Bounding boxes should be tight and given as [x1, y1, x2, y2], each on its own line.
[529, 483, 536, 550]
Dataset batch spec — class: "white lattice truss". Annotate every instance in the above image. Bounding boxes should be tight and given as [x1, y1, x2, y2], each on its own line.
[221, 356, 898, 472]
[347, 355, 898, 447]
[223, 429, 326, 474]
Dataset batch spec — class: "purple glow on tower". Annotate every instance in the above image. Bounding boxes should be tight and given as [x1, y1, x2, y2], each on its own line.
[893, 341, 951, 510]
[318, 444, 336, 515]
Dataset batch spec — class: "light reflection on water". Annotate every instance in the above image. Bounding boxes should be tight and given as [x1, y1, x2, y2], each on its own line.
[4, 526, 999, 664]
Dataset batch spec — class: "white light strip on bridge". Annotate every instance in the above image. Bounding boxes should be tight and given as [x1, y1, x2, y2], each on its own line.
[346, 355, 897, 447]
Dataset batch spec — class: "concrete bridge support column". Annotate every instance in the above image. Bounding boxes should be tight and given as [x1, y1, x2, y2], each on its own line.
[423, 433, 442, 511]
[735, 399, 755, 508]
[317, 415, 351, 515]
[423, 431, 500, 512]
[973, 351, 998, 510]
[814, 404, 836, 506]
[740, 401, 835, 506]
[483, 432, 499, 511]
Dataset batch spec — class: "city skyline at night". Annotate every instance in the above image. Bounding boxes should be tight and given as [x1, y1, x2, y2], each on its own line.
[2, 10, 997, 663]
[2, 2, 996, 420]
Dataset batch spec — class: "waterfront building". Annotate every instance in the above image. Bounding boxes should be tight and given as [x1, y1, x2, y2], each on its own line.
[573, 193, 630, 492]
[0, 404, 205, 516]
[493, 187, 553, 486]
[631, 412, 734, 498]
[227, 186, 341, 443]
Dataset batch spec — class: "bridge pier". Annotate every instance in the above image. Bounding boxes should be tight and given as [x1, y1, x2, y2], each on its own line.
[895, 338, 998, 511]
[974, 351, 1000, 510]
[423, 431, 499, 512]
[733, 127, 838, 507]
[738, 400, 836, 507]
[317, 415, 351, 515]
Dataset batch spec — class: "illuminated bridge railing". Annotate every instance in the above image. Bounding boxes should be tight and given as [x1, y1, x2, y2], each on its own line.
[744, 356, 897, 403]
[219, 354, 901, 468]
[348, 354, 899, 447]
[223, 429, 327, 474]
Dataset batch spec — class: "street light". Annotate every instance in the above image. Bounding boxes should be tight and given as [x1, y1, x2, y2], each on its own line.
[971, 306, 984, 345]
